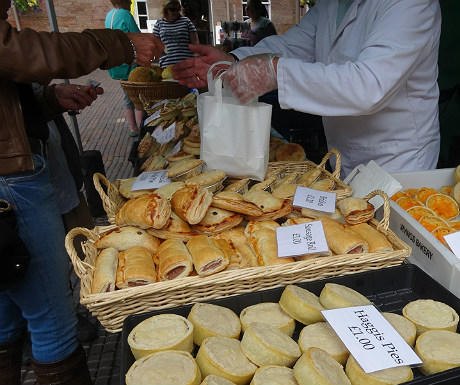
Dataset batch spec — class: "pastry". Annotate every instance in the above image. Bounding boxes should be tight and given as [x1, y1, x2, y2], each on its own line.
[137, 133, 159, 158]
[211, 238, 247, 270]
[440, 185, 453, 196]
[451, 182, 460, 204]
[171, 184, 213, 225]
[183, 144, 201, 156]
[319, 217, 369, 254]
[272, 173, 300, 199]
[240, 302, 295, 336]
[195, 336, 257, 385]
[127, 313, 194, 359]
[425, 193, 459, 220]
[167, 159, 204, 179]
[279, 284, 325, 325]
[201, 375, 237, 385]
[419, 215, 449, 232]
[118, 177, 153, 199]
[142, 155, 166, 172]
[244, 190, 292, 221]
[269, 137, 285, 161]
[185, 170, 227, 188]
[345, 354, 413, 385]
[297, 168, 322, 187]
[396, 196, 423, 211]
[91, 247, 118, 294]
[223, 178, 250, 194]
[404, 188, 419, 197]
[319, 282, 372, 309]
[240, 322, 301, 367]
[126, 350, 201, 385]
[275, 143, 306, 162]
[309, 178, 335, 192]
[337, 197, 375, 225]
[94, 226, 161, 254]
[166, 150, 195, 164]
[298, 322, 349, 365]
[346, 223, 393, 253]
[247, 177, 277, 193]
[381, 312, 417, 347]
[449, 219, 460, 231]
[432, 226, 456, 248]
[147, 211, 198, 241]
[191, 207, 243, 235]
[402, 299, 459, 337]
[294, 347, 352, 385]
[115, 246, 156, 289]
[406, 206, 435, 221]
[414, 330, 460, 375]
[250, 365, 298, 385]
[154, 181, 186, 201]
[186, 235, 229, 276]
[155, 239, 193, 280]
[390, 191, 409, 202]
[115, 193, 171, 229]
[211, 191, 263, 217]
[187, 303, 241, 346]
[300, 207, 344, 222]
[414, 187, 439, 204]
[213, 228, 259, 267]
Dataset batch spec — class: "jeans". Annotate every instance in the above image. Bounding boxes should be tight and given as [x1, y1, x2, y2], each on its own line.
[0, 155, 78, 362]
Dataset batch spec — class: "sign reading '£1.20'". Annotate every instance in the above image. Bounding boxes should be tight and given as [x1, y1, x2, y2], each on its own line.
[322, 305, 422, 373]
[292, 186, 336, 213]
[276, 221, 329, 258]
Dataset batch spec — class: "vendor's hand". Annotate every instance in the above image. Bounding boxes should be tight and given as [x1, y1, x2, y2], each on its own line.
[224, 54, 278, 104]
[54, 83, 104, 111]
[173, 44, 235, 88]
[126, 33, 164, 67]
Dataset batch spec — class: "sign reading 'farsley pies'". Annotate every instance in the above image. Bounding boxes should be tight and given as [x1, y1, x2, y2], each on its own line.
[400, 223, 433, 259]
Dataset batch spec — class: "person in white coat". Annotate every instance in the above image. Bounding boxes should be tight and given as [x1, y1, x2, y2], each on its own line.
[173, 0, 441, 177]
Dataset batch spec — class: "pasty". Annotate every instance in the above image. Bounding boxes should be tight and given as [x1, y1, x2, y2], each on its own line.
[213, 228, 259, 267]
[94, 226, 161, 254]
[155, 239, 193, 281]
[171, 184, 213, 225]
[346, 223, 393, 253]
[318, 217, 369, 254]
[186, 235, 229, 276]
[211, 191, 263, 216]
[337, 196, 374, 225]
[191, 207, 243, 234]
[244, 190, 292, 221]
[115, 246, 156, 289]
[91, 247, 118, 294]
[147, 211, 198, 241]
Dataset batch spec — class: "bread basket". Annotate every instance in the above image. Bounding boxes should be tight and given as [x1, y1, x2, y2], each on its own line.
[65, 190, 411, 333]
[120, 80, 190, 110]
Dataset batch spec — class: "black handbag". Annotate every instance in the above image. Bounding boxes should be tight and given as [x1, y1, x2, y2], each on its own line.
[0, 199, 30, 290]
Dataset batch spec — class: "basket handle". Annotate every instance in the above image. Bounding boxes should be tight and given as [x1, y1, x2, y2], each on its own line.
[93, 172, 119, 216]
[65, 227, 97, 279]
[363, 189, 390, 234]
[317, 149, 341, 179]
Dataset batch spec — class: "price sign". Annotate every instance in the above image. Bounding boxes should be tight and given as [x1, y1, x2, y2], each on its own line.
[276, 221, 328, 258]
[445, 231, 460, 258]
[322, 305, 422, 373]
[293, 186, 336, 213]
[152, 122, 175, 145]
[131, 170, 171, 191]
[143, 100, 168, 125]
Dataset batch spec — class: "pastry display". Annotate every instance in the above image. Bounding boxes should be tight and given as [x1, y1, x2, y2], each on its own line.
[187, 303, 241, 346]
[240, 322, 301, 367]
[402, 299, 459, 337]
[127, 313, 194, 359]
[239, 302, 295, 336]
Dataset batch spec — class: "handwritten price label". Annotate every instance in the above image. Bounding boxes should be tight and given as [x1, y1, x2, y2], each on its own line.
[293, 186, 336, 213]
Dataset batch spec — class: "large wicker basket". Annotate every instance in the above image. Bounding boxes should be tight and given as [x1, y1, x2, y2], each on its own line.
[120, 80, 190, 110]
[93, 149, 353, 224]
[65, 190, 411, 333]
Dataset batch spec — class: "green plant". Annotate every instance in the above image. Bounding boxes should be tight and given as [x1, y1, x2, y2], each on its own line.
[13, 0, 43, 15]
[300, 0, 316, 7]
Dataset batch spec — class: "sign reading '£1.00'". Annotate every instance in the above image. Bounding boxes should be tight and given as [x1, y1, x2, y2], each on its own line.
[292, 186, 336, 213]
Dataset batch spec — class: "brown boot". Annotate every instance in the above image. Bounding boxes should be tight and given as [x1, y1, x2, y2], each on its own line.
[0, 336, 23, 385]
[32, 344, 92, 385]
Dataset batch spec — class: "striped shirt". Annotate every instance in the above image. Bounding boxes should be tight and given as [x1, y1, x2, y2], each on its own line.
[153, 16, 197, 68]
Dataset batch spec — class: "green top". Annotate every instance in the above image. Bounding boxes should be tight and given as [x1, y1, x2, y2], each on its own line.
[336, 0, 354, 28]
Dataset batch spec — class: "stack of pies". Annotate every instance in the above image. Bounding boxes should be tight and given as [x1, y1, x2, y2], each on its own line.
[183, 135, 201, 156]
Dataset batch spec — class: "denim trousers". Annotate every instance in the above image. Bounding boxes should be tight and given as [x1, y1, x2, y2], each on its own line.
[0, 155, 78, 362]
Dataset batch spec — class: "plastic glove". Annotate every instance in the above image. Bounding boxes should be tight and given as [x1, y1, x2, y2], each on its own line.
[173, 44, 235, 89]
[223, 53, 278, 104]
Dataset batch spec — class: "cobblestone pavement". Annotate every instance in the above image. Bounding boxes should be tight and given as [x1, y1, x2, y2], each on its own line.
[21, 69, 134, 385]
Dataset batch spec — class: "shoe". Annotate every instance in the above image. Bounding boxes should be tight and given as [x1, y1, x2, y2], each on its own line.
[129, 131, 139, 137]
[0, 336, 23, 385]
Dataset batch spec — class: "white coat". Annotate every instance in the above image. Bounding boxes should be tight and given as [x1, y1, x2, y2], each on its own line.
[234, 0, 441, 177]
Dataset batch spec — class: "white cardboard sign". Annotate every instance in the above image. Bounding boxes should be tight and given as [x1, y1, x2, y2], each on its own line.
[292, 186, 336, 213]
[151, 122, 175, 144]
[445, 231, 460, 259]
[322, 305, 422, 373]
[276, 221, 329, 258]
[131, 170, 171, 191]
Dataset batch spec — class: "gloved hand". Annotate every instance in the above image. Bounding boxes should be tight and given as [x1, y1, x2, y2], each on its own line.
[223, 53, 278, 104]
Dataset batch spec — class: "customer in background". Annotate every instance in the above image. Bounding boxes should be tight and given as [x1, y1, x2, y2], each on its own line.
[105, 0, 145, 137]
[0, 0, 163, 382]
[244, 0, 277, 47]
[173, 0, 441, 178]
[153, 0, 199, 68]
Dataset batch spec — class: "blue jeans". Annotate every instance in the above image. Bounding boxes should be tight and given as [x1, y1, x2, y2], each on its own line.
[0, 155, 78, 362]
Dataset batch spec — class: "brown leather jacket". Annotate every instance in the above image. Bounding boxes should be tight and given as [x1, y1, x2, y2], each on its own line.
[0, 20, 134, 175]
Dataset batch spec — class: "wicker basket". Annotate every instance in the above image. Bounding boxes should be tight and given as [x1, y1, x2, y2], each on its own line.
[120, 80, 190, 110]
[93, 149, 353, 224]
[65, 190, 411, 333]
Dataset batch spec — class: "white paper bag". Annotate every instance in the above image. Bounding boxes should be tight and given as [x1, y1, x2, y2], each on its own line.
[197, 62, 272, 181]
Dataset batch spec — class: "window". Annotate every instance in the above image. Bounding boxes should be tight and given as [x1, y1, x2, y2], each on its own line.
[135, 1, 149, 31]
[242, 1, 271, 21]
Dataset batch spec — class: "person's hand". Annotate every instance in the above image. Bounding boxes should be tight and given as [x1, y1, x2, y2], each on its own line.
[224, 53, 278, 104]
[54, 83, 104, 111]
[173, 44, 235, 88]
[126, 33, 164, 67]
